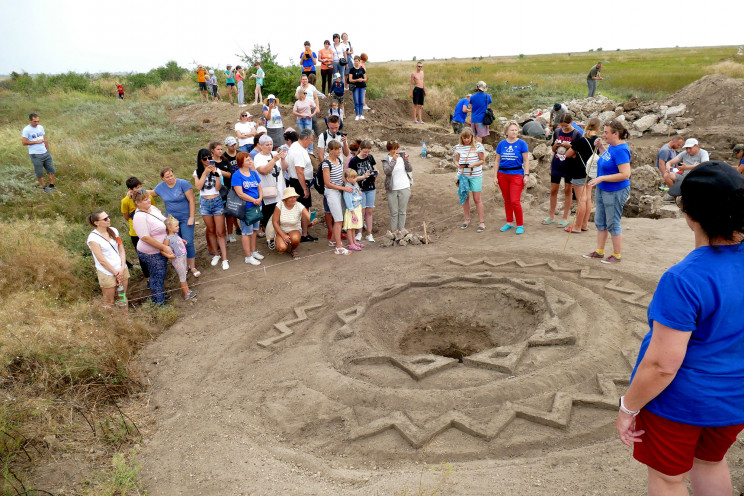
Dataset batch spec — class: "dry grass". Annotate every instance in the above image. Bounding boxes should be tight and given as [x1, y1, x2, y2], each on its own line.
[708, 60, 744, 78]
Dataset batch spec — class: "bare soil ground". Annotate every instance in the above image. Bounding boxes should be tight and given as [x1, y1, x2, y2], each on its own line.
[134, 81, 744, 495]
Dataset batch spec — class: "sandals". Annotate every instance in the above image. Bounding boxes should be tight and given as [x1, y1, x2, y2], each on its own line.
[476, 224, 486, 233]
[564, 226, 582, 233]
[460, 218, 471, 229]
[190, 267, 201, 278]
[291, 251, 301, 260]
[557, 220, 570, 229]
[348, 243, 362, 251]
[541, 217, 555, 225]
[334, 247, 350, 256]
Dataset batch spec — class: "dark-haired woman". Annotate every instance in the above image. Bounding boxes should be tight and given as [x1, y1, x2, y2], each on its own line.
[132, 189, 173, 306]
[566, 117, 601, 233]
[87, 210, 129, 307]
[583, 120, 631, 264]
[617, 161, 744, 495]
[194, 147, 228, 270]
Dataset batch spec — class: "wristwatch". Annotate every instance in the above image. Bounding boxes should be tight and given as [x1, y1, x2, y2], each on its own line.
[619, 396, 640, 417]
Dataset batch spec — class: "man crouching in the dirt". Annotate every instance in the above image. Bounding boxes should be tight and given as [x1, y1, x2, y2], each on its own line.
[663, 138, 709, 196]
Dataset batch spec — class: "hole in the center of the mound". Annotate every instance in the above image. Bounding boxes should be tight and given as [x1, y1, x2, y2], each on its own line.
[398, 315, 498, 363]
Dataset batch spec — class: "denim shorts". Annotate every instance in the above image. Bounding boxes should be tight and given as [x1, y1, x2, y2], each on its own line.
[198, 195, 225, 216]
[361, 189, 376, 208]
[461, 174, 483, 192]
[595, 186, 630, 236]
[239, 219, 261, 235]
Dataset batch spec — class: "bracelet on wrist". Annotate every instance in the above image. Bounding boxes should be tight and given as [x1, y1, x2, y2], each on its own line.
[619, 395, 640, 416]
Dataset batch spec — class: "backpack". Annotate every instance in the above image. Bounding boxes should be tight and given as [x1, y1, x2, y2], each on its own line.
[314, 157, 327, 195]
[482, 108, 495, 126]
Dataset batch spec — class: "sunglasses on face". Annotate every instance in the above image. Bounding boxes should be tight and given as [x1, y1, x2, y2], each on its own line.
[201, 156, 212, 161]
[99, 216, 111, 222]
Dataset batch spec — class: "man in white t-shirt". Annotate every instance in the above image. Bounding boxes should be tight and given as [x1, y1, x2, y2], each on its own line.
[317, 116, 349, 162]
[21, 113, 57, 192]
[665, 138, 710, 196]
[234, 111, 257, 153]
[286, 129, 316, 241]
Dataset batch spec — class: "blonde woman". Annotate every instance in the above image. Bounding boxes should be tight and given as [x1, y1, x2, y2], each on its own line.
[453, 127, 486, 232]
[568, 118, 601, 233]
[494, 121, 530, 234]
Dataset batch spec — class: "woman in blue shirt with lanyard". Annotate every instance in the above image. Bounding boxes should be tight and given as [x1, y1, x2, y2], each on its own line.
[494, 121, 530, 234]
[583, 120, 631, 264]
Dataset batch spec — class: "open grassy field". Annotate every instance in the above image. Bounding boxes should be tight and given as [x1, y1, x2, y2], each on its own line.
[0, 45, 742, 493]
[367, 45, 744, 121]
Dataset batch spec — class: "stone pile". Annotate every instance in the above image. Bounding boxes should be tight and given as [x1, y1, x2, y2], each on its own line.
[515, 96, 691, 138]
[379, 229, 426, 247]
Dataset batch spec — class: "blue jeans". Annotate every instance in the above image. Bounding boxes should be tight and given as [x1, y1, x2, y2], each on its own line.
[138, 251, 168, 305]
[595, 186, 629, 236]
[353, 87, 365, 116]
[171, 214, 195, 258]
[296, 117, 313, 152]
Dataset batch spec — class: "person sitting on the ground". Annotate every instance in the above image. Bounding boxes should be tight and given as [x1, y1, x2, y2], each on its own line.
[733, 143, 744, 174]
[657, 136, 685, 178]
[272, 187, 319, 260]
[664, 138, 710, 196]
[451, 94, 471, 134]
[521, 118, 548, 139]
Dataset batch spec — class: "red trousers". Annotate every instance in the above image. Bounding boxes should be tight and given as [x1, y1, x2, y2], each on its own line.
[497, 172, 525, 226]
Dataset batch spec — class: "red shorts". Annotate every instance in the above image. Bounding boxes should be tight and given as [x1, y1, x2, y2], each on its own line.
[633, 409, 744, 476]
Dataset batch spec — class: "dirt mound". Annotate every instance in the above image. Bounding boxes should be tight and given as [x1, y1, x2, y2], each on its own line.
[666, 74, 744, 126]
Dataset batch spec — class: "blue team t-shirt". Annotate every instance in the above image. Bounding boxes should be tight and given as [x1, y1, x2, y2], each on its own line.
[154, 178, 192, 219]
[496, 139, 529, 175]
[631, 243, 744, 426]
[453, 98, 470, 123]
[469, 92, 493, 124]
[596, 143, 631, 191]
[301, 51, 317, 72]
[232, 169, 261, 206]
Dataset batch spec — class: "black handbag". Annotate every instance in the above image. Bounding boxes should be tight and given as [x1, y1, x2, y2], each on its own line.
[482, 108, 495, 126]
[339, 57, 347, 66]
[224, 188, 246, 219]
[244, 205, 263, 225]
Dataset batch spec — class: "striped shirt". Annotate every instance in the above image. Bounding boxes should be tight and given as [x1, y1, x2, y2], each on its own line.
[276, 201, 305, 232]
[454, 143, 485, 177]
[321, 158, 344, 187]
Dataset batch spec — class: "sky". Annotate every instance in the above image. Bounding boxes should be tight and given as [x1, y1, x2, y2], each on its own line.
[1, 0, 741, 75]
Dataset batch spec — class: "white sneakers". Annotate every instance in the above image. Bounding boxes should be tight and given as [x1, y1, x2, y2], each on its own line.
[355, 232, 362, 241]
[251, 251, 264, 260]
[227, 233, 237, 243]
[366, 234, 375, 242]
[359, 115, 365, 120]
[245, 256, 261, 265]
[355, 116, 360, 121]
[222, 260, 230, 270]
[210, 255, 221, 266]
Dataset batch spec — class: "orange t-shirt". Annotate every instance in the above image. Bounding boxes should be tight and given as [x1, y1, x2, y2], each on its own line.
[319, 49, 333, 70]
[197, 69, 206, 83]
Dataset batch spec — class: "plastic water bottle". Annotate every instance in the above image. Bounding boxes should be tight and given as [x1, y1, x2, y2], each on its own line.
[421, 141, 427, 159]
[117, 285, 127, 308]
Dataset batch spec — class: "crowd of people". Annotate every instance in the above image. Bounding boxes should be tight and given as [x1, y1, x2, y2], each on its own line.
[20, 39, 744, 494]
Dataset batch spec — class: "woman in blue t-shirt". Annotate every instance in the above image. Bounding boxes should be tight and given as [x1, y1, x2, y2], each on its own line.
[152, 167, 199, 277]
[617, 161, 744, 493]
[494, 121, 530, 234]
[583, 120, 631, 264]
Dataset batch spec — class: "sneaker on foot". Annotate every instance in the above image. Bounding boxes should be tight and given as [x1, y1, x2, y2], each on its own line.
[363, 105, 371, 110]
[268, 239, 276, 250]
[222, 260, 230, 270]
[251, 251, 264, 260]
[365, 233, 375, 242]
[257, 231, 266, 238]
[227, 234, 237, 243]
[582, 251, 604, 259]
[355, 232, 362, 241]
[355, 116, 360, 121]
[244, 256, 261, 265]
[359, 115, 365, 120]
[185, 290, 198, 301]
[601, 255, 622, 264]
[210, 255, 221, 266]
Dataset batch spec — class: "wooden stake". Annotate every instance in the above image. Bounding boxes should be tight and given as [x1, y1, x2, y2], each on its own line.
[423, 221, 429, 244]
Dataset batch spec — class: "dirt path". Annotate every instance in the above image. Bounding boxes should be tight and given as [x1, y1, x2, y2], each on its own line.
[136, 148, 744, 495]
